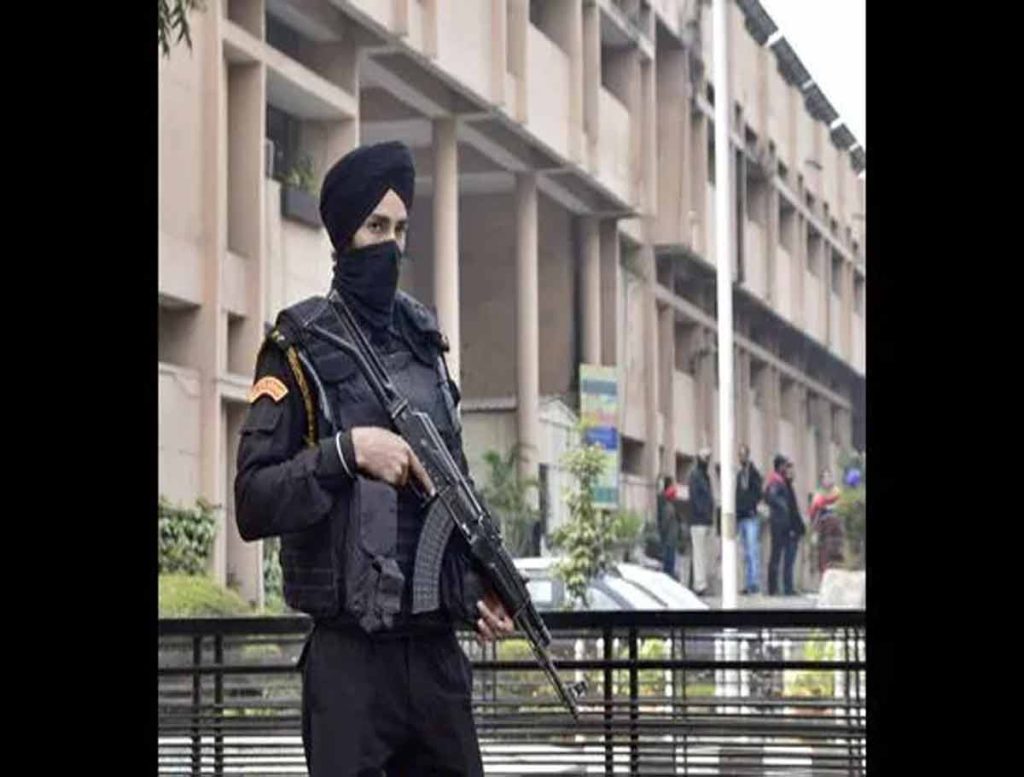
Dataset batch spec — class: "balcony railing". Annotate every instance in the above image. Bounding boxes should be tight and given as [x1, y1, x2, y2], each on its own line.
[159, 610, 865, 775]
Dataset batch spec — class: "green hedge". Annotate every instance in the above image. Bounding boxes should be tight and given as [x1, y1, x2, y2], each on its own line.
[159, 573, 255, 617]
[158, 496, 218, 575]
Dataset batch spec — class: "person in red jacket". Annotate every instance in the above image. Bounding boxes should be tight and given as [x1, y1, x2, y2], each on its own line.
[809, 468, 844, 574]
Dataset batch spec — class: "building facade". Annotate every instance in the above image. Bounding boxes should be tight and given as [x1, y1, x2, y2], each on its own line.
[158, 0, 866, 604]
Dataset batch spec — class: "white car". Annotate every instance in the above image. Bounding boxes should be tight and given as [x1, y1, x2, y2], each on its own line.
[513, 556, 664, 610]
[513, 557, 709, 611]
[615, 563, 709, 610]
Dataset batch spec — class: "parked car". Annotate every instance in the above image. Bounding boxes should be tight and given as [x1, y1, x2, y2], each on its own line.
[514, 557, 709, 611]
[615, 563, 708, 610]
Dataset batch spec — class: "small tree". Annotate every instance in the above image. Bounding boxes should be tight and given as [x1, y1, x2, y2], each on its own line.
[835, 450, 866, 568]
[548, 442, 614, 608]
[608, 509, 645, 562]
[479, 446, 539, 557]
[158, 0, 205, 57]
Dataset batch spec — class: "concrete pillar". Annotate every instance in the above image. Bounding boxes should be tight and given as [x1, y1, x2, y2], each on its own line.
[567, 0, 584, 163]
[737, 349, 752, 452]
[199, 3, 228, 584]
[692, 112, 709, 254]
[508, 0, 529, 123]
[736, 146, 747, 283]
[841, 262, 854, 362]
[681, 56, 694, 243]
[659, 302, 677, 476]
[432, 117, 461, 382]
[604, 46, 642, 204]
[582, 1, 600, 172]
[795, 384, 810, 492]
[767, 365, 781, 460]
[490, 0, 508, 106]
[580, 216, 602, 365]
[760, 364, 781, 592]
[515, 172, 540, 481]
[225, 404, 261, 606]
[225, 47, 267, 601]
[643, 243, 660, 503]
[794, 212, 806, 329]
[641, 57, 657, 215]
[422, 0, 438, 58]
[766, 172, 779, 306]
[655, 44, 687, 244]
[227, 61, 267, 373]
[817, 396, 833, 477]
[599, 220, 621, 368]
[696, 328, 715, 450]
[837, 406, 853, 451]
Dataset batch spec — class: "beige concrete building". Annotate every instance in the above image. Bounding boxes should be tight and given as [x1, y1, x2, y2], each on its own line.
[159, 0, 866, 604]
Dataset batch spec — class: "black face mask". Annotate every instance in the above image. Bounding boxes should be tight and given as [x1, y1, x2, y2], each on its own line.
[332, 240, 401, 331]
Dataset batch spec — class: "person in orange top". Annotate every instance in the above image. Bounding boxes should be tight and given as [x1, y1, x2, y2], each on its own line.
[809, 469, 844, 574]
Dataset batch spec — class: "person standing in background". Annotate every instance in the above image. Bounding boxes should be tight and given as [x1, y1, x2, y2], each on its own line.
[810, 468, 844, 574]
[764, 455, 805, 596]
[736, 444, 764, 594]
[656, 476, 682, 579]
[687, 448, 714, 596]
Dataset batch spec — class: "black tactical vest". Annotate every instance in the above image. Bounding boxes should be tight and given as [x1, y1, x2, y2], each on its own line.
[270, 290, 478, 632]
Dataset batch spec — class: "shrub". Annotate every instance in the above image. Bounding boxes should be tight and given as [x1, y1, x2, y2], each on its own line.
[158, 496, 218, 575]
[159, 573, 254, 617]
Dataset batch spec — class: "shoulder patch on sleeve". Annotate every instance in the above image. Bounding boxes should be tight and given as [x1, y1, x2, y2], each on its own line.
[249, 376, 289, 404]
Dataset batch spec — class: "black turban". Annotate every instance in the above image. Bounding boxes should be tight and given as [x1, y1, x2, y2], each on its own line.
[318, 141, 416, 252]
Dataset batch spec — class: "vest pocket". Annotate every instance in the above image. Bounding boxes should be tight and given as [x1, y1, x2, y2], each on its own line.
[345, 477, 404, 633]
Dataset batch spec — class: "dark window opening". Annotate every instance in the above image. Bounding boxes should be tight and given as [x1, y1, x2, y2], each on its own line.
[265, 105, 302, 182]
[265, 13, 302, 60]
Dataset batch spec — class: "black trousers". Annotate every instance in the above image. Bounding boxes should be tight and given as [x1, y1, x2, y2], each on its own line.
[767, 525, 799, 595]
[299, 623, 483, 776]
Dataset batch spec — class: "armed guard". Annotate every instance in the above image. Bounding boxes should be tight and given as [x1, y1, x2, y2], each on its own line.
[234, 141, 514, 776]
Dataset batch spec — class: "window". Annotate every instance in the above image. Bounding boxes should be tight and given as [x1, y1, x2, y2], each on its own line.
[831, 254, 843, 296]
[750, 361, 765, 408]
[266, 13, 302, 59]
[265, 105, 301, 181]
[707, 135, 716, 183]
[780, 377, 795, 422]
[854, 277, 865, 315]
[778, 201, 795, 252]
[621, 438, 646, 476]
[747, 175, 767, 226]
[806, 229, 821, 276]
